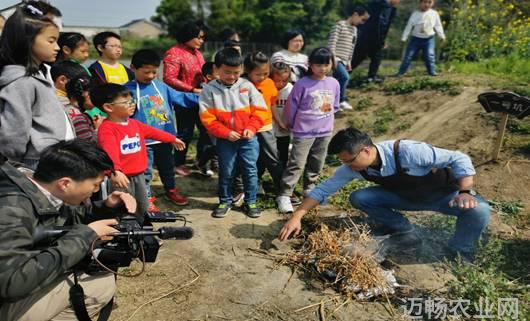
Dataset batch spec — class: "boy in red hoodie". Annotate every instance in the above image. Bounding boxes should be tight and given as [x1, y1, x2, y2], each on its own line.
[91, 84, 185, 223]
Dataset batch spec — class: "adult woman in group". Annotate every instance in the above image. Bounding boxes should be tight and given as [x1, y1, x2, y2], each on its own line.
[163, 21, 210, 176]
[271, 30, 308, 82]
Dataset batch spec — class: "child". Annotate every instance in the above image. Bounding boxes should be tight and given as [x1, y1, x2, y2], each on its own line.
[124, 49, 199, 211]
[243, 52, 283, 195]
[397, 0, 446, 76]
[199, 48, 268, 218]
[195, 61, 218, 176]
[270, 62, 293, 170]
[51, 60, 89, 105]
[328, 6, 370, 110]
[64, 75, 101, 143]
[57, 32, 92, 76]
[91, 83, 186, 223]
[0, 4, 75, 169]
[276, 47, 340, 213]
[89, 31, 134, 84]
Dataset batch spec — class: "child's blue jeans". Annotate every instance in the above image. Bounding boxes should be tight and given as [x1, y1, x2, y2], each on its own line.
[398, 36, 437, 75]
[216, 137, 259, 204]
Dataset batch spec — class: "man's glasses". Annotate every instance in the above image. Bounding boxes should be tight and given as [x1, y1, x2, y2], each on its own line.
[340, 149, 363, 165]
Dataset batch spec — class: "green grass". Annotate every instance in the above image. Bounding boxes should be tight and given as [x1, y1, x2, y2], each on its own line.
[383, 77, 461, 96]
[449, 54, 530, 84]
[328, 179, 373, 211]
[447, 238, 530, 321]
[489, 200, 524, 216]
[372, 103, 397, 135]
[355, 97, 374, 111]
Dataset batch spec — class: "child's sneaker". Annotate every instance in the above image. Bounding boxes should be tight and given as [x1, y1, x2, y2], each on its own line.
[244, 203, 262, 218]
[212, 203, 232, 218]
[198, 163, 214, 177]
[339, 101, 353, 110]
[147, 196, 160, 212]
[175, 165, 192, 176]
[232, 192, 245, 207]
[165, 188, 189, 206]
[276, 196, 293, 213]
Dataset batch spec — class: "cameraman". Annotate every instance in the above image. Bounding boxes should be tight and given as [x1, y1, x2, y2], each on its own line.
[0, 139, 136, 321]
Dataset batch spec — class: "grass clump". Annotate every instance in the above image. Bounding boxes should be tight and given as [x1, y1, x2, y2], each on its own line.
[372, 103, 397, 135]
[356, 97, 374, 111]
[447, 238, 529, 320]
[328, 179, 373, 211]
[383, 78, 460, 96]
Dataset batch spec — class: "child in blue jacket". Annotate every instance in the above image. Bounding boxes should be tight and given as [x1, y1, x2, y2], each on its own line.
[125, 49, 199, 211]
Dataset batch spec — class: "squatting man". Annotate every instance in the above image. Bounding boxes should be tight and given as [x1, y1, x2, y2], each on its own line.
[278, 127, 491, 259]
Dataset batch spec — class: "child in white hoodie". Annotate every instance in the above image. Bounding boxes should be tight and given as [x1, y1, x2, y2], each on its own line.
[397, 0, 446, 76]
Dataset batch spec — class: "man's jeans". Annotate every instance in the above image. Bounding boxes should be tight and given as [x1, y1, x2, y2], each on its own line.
[216, 137, 259, 204]
[349, 187, 491, 253]
[333, 61, 350, 103]
[398, 36, 436, 75]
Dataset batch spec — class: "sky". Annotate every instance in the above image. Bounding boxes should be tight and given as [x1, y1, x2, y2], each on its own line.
[0, 0, 162, 27]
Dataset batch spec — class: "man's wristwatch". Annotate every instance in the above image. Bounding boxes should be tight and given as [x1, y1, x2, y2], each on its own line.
[458, 189, 477, 196]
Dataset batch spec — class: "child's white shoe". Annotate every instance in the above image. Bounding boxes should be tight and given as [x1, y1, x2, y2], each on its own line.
[276, 196, 294, 213]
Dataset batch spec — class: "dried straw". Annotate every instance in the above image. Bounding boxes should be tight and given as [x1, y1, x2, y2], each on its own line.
[280, 223, 388, 299]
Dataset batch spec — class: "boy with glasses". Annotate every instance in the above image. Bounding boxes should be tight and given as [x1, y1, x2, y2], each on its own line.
[91, 83, 186, 223]
[89, 31, 134, 85]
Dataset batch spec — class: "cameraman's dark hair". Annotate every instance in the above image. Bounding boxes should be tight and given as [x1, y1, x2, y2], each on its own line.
[327, 127, 374, 155]
[90, 83, 131, 107]
[50, 60, 87, 82]
[93, 31, 121, 56]
[281, 29, 305, 50]
[243, 51, 269, 75]
[307, 47, 334, 75]
[66, 75, 95, 110]
[57, 32, 88, 61]
[131, 49, 161, 68]
[214, 47, 242, 68]
[0, 6, 57, 75]
[176, 21, 206, 44]
[34, 139, 113, 183]
[351, 5, 368, 16]
[201, 61, 215, 77]
[271, 61, 291, 77]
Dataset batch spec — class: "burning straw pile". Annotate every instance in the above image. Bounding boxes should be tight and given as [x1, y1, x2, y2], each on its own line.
[279, 223, 398, 300]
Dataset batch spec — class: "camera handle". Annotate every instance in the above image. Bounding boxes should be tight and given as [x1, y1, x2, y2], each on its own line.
[70, 271, 114, 321]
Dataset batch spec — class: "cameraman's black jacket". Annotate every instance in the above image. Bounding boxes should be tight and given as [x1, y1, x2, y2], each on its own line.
[0, 161, 115, 303]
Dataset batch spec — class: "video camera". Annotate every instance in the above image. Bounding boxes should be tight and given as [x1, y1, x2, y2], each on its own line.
[34, 213, 194, 272]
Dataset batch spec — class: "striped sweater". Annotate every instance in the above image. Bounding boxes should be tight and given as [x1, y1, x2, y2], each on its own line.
[328, 20, 358, 63]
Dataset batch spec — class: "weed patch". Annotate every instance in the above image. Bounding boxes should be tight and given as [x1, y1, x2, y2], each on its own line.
[447, 238, 530, 320]
[356, 97, 374, 111]
[328, 179, 373, 211]
[383, 78, 461, 95]
[372, 103, 397, 135]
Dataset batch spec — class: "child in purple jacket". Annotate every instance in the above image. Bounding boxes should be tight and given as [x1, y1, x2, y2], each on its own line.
[276, 47, 340, 213]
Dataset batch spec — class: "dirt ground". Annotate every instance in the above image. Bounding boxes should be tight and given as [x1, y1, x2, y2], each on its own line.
[109, 74, 529, 321]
